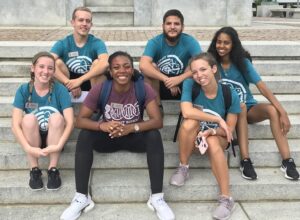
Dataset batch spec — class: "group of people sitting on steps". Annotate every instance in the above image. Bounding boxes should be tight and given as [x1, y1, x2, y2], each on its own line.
[11, 6, 299, 220]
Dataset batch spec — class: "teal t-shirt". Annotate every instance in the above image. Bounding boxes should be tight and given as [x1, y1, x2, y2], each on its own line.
[13, 81, 72, 132]
[50, 34, 107, 76]
[143, 33, 201, 76]
[181, 78, 241, 131]
[219, 59, 262, 109]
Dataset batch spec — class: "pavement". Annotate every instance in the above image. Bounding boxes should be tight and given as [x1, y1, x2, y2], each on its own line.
[0, 17, 299, 42]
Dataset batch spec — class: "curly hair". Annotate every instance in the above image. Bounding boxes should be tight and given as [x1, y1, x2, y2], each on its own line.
[207, 26, 252, 76]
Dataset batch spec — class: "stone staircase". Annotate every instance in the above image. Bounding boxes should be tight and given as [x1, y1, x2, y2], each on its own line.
[1, 40, 300, 220]
[85, 0, 134, 26]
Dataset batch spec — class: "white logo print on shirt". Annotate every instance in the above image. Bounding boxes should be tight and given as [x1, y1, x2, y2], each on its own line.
[104, 102, 140, 122]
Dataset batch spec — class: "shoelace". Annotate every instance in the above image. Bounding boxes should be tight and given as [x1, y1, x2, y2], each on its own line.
[219, 197, 233, 210]
[175, 166, 188, 176]
[154, 197, 168, 208]
[286, 160, 296, 170]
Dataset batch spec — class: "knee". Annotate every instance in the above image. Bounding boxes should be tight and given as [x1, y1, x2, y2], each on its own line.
[144, 130, 163, 152]
[266, 105, 278, 119]
[22, 114, 39, 130]
[180, 119, 198, 134]
[206, 137, 223, 157]
[48, 113, 65, 130]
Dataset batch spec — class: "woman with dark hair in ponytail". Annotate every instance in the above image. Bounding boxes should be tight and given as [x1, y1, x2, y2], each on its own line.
[208, 26, 299, 181]
[12, 51, 74, 191]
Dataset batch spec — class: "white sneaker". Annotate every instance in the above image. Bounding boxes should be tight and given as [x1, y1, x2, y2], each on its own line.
[147, 193, 175, 220]
[60, 192, 95, 220]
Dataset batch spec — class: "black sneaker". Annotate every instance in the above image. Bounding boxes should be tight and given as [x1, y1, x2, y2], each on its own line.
[281, 158, 300, 180]
[29, 167, 43, 191]
[240, 158, 257, 180]
[46, 167, 61, 190]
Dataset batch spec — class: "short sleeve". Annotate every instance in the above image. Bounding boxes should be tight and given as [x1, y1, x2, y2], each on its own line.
[144, 83, 156, 106]
[143, 39, 158, 59]
[181, 78, 194, 103]
[83, 84, 102, 111]
[93, 38, 108, 56]
[50, 40, 64, 57]
[228, 88, 241, 114]
[244, 59, 262, 85]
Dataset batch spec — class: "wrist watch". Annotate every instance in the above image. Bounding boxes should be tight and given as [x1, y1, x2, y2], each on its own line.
[134, 123, 140, 133]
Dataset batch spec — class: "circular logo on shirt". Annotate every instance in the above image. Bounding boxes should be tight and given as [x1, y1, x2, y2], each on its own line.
[66, 56, 92, 75]
[157, 55, 184, 76]
[220, 79, 247, 103]
[32, 106, 59, 132]
[200, 109, 220, 131]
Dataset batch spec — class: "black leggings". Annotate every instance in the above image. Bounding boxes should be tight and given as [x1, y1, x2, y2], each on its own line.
[75, 129, 164, 195]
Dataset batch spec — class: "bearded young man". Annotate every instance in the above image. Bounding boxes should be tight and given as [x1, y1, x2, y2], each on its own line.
[140, 9, 202, 113]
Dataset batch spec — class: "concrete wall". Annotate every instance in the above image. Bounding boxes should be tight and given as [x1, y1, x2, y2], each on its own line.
[135, 0, 252, 26]
[0, 0, 83, 26]
[0, 0, 252, 26]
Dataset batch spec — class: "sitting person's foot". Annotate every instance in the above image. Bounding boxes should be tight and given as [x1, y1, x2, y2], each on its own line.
[281, 158, 300, 180]
[147, 193, 175, 220]
[169, 164, 189, 186]
[60, 192, 95, 220]
[240, 158, 257, 180]
[212, 195, 235, 220]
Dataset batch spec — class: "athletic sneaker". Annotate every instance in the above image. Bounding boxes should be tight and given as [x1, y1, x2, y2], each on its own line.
[169, 165, 189, 186]
[60, 192, 95, 220]
[212, 195, 235, 220]
[240, 158, 257, 180]
[147, 193, 175, 220]
[29, 167, 43, 191]
[46, 167, 61, 190]
[281, 158, 300, 180]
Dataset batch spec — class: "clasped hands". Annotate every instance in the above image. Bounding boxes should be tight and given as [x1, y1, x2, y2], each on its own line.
[99, 121, 131, 138]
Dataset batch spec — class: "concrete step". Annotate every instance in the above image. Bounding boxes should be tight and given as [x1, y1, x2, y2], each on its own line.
[2, 94, 300, 118]
[1, 75, 300, 96]
[0, 168, 299, 204]
[1, 139, 299, 170]
[0, 202, 248, 220]
[2, 114, 300, 141]
[254, 60, 300, 76]
[1, 41, 300, 59]
[2, 201, 300, 220]
[1, 60, 300, 77]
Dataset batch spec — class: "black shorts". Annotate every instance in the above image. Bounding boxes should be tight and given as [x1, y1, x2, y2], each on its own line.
[70, 72, 91, 91]
[159, 81, 182, 100]
[40, 130, 48, 149]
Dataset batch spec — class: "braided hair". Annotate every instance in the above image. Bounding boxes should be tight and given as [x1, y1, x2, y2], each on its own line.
[28, 51, 55, 103]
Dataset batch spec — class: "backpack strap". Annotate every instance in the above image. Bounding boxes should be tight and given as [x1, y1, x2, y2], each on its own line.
[220, 83, 232, 116]
[173, 82, 201, 142]
[133, 71, 146, 119]
[98, 79, 113, 116]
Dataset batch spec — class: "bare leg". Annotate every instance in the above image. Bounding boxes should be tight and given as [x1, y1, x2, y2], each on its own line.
[178, 119, 199, 165]
[22, 114, 41, 168]
[47, 113, 65, 169]
[248, 103, 290, 159]
[206, 136, 230, 196]
[236, 103, 250, 159]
